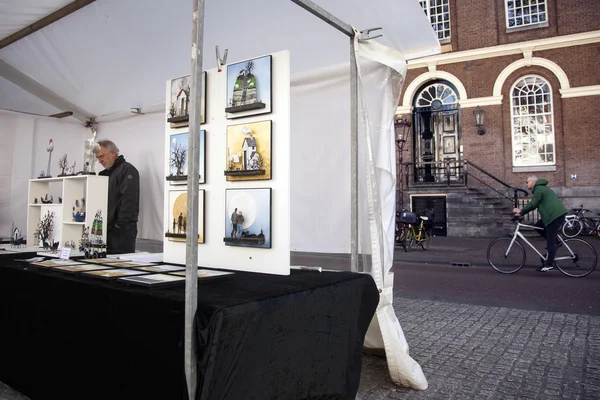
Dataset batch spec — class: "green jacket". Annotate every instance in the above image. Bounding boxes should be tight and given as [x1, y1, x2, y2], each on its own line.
[520, 179, 567, 225]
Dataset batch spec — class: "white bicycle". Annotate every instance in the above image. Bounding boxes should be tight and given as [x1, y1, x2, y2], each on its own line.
[487, 216, 597, 278]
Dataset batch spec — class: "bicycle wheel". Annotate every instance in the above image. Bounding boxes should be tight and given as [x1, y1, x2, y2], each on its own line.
[562, 219, 583, 238]
[406, 227, 419, 250]
[403, 226, 413, 252]
[554, 238, 597, 278]
[487, 237, 526, 274]
[398, 225, 409, 252]
[420, 228, 432, 250]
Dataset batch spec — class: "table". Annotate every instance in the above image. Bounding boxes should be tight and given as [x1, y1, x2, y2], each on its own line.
[0, 261, 378, 400]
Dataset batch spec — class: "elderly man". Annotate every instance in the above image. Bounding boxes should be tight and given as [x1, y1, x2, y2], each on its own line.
[96, 140, 140, 254]
[514, 176, 567, 272]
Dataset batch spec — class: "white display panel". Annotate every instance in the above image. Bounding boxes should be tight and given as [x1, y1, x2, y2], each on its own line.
[163, 50, 290, 275]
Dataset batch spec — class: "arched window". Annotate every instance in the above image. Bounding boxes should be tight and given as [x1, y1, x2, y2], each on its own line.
[415, 82, 458, 110]
[510, 75, 555, 167]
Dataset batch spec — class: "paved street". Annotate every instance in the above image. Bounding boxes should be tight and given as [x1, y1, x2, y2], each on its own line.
[357, 236, 600, 399]
[358, 297, 600, 399]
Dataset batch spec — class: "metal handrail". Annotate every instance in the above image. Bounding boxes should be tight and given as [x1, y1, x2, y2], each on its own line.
[464, 160, 528, 207]
[401, 159, 528, 208]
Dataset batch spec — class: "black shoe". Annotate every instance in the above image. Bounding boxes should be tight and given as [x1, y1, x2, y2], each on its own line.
[540, 265, 555, 272]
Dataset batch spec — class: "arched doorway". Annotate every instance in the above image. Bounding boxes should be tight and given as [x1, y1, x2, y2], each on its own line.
[412, 80, 461, 183]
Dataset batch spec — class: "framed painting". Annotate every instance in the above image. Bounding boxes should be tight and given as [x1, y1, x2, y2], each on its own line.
[166, 130, 206, 184]
[442, 113, 455, 132]
[223, 188, 271, 249]
[225, 55, 272, 119]
[165, 189, 205, 243]
[443, 136, 456, 154]
[167, 72, 206, 128]
[224, 120, 271, 181]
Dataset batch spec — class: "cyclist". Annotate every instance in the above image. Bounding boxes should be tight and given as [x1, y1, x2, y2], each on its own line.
[513, 176, 567, 272]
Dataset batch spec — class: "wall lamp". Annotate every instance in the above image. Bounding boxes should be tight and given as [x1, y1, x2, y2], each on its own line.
[473, 106, 486, 135]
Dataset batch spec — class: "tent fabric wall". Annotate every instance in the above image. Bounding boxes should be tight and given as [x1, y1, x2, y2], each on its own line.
[96, 112, 165, 241]
[352, 38, 428, 389]
[290, 64, 351, 253]
[0, 111, 87, 239]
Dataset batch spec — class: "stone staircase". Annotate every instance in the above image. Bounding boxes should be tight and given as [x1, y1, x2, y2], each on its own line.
[446, 187, 516, 237]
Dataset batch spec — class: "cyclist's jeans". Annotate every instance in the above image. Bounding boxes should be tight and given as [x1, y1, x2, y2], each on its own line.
[535, 214, 566, 265]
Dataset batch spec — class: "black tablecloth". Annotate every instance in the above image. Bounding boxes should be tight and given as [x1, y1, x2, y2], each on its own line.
[0, 261, 378, 400]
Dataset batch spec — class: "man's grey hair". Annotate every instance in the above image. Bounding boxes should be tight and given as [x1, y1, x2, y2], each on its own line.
[97, 140, 120, 155]
[527, 175, 538, 182]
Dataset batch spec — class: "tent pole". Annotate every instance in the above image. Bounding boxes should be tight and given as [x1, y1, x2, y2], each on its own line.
[290, 0, 358, 271]
[290, 0, 354, 37]
[349, 39, 359, 272]
[185, 0, 205, 398]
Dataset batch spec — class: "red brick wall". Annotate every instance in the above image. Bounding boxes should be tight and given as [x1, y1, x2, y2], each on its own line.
[557, 0, 600, 35]
[448, 0, 600, 52]
[453, 0, 499, 51]
[536, 44, 600, 87]
[461, 104, 507, 184]
[439, 55, 522, 98]
[561, 98, 600, 187]
[400, 46, 600, 188]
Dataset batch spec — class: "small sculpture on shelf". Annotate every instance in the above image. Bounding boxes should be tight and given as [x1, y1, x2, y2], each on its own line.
[79, 212, 107, 259]
[79, 124, 100, 175]
[33, 197, 38, 204]
[38, 139, 54, 179]
[58, 154, 76, 177]
[34, 211, 55, 250]
[58, 154, 68, 176]
[90, 210, 103, 236]
[10, 223, 25, 248]
[40, 194, 54, 204]
[72, 198, 86, 222]
[63, 240, 77, 250]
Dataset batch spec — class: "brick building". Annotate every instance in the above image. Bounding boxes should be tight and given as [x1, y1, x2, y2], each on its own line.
[396, 0, 600, 237]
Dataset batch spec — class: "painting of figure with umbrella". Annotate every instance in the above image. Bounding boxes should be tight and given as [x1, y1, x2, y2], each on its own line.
[223, 188, 271, 249]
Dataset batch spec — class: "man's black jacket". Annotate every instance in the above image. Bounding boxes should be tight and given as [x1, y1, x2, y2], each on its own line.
[98, 155, 140, 230]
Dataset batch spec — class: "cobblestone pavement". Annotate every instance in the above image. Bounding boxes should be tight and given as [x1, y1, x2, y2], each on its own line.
[358, 297, 600, 400]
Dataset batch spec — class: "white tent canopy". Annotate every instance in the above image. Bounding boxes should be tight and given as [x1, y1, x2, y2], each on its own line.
[0, 0, 439, 119]
[0, 0, 440, 393]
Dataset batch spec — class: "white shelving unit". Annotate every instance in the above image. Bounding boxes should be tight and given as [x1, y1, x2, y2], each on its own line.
[27, 175, 108, 252]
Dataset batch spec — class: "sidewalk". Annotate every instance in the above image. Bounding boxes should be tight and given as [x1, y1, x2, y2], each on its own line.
[358, 296, 600, 399]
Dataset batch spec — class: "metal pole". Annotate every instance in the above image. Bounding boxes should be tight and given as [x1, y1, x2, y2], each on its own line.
[290, 0, 358, 272]
[290, 0, 354, 37]
[350, 38, 359, 272]
[185, 0, 205, 398]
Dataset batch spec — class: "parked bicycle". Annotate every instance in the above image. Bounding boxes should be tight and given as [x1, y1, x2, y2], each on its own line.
[561, 204, 600, 238]
[487, 216, 597, 277]
[397, 210, 432, 252]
